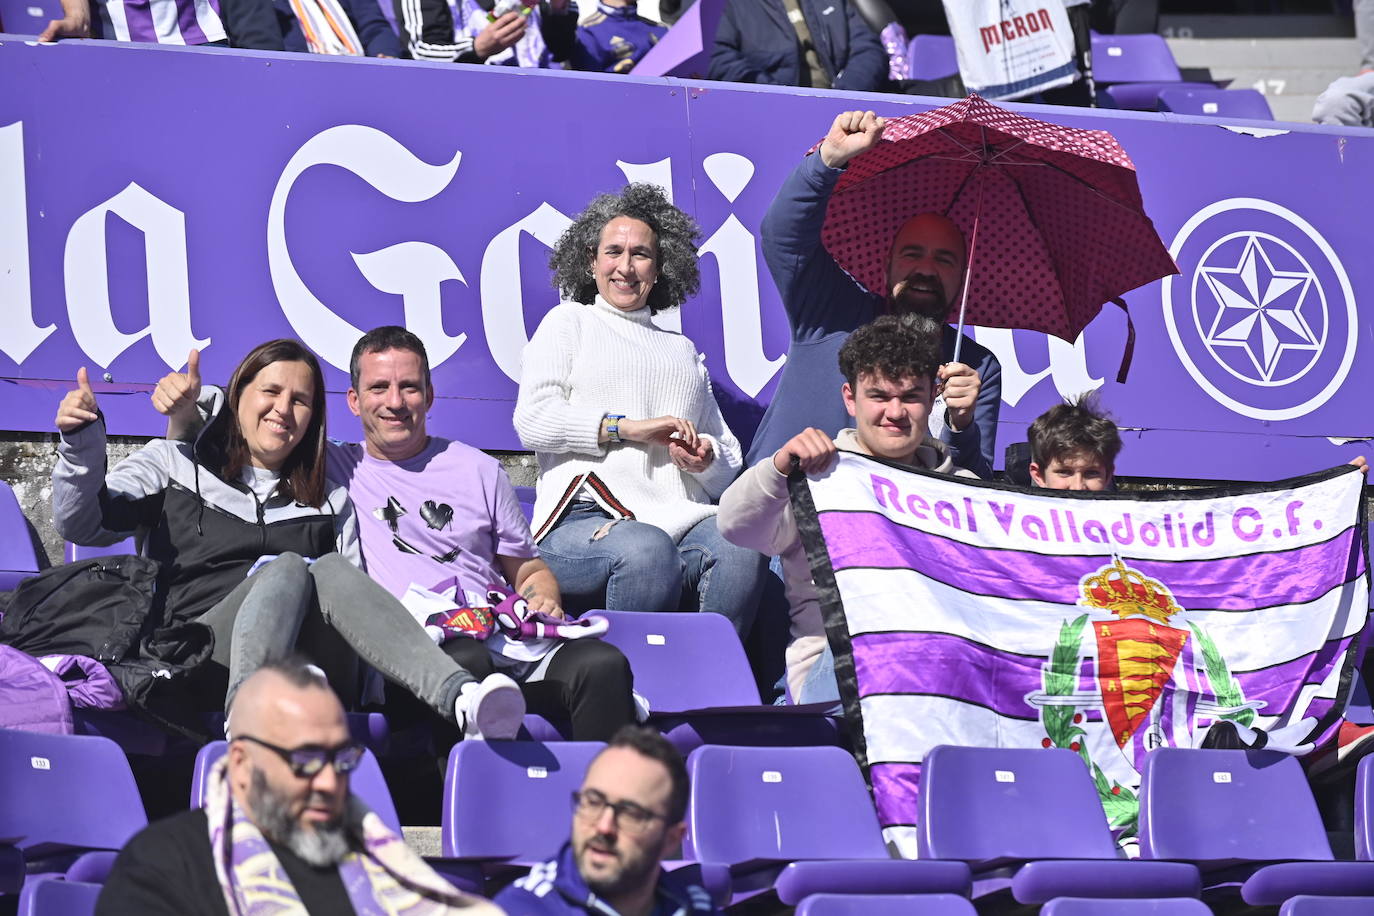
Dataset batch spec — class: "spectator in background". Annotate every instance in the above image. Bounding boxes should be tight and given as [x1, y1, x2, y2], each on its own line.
[1027, 395, 1122, 492]
[274, 0, 400, 56]
[453, 0, 578, 67]
[496, 726, 719, 916]
[1314, 0, 1374, 126]
[39, 0, 283, 48]
[98, 660, 496, 915]
[572, 1, 666, 73]
[514, 184, 767, 639]
[709, 0, 887, 93]
[396, 0, 574, 65]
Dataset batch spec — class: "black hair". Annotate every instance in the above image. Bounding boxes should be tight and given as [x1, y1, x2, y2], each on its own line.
[1027, 393, 1123, 472]
[837, 313, 944, 388]
[599, 725, 690, 824]
[349, 326, 431, 394]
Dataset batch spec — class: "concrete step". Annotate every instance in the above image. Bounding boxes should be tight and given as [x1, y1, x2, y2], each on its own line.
[403, 825, 443, 858]
[1166, 37, 1359, 71]
[1159, 14, 1355, 40]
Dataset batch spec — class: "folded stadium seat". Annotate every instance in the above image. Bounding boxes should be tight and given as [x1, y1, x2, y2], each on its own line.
[1138, 748, 1374, 908]
[1278, 896, 1374, 915]
[1091, 33, 1182, 85]
[1157, 87, 1274, 121]
[63, 537, 138, 563]
[594, 610, 843, 755]
[0, 480, 41, 592]
[1348, 671, 1374, 727]
[1355, 754, 1374, 860]
[0, 730, 147, 890]
[918, 746, 1200, 907]
[795, 892, 975, 916]
[0, 0, 63, 36]
[685, 744, 971, 906]
[905, 34, 958, 81]
[15, 877, 101, 916]
[190, 740, 403, 835]
[513, 486, 535, 525]
[1099, 81, 1215, 111]
[1041, 898, 1213, 915]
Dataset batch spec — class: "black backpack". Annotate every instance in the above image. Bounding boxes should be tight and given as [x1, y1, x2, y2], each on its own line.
[0, 556, 161, 663]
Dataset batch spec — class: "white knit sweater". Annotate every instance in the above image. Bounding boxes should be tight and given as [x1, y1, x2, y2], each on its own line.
[514, 297, 744, 542]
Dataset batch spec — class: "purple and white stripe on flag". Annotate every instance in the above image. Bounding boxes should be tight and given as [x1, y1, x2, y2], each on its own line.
[790, 451, 1370, 857]
[97, 0, 224, 45]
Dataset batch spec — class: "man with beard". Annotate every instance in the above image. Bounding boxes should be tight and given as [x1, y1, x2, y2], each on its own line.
[98, 660, 496, 915]
[746, 109, 1001, 480]
[495, 726, 718, 916]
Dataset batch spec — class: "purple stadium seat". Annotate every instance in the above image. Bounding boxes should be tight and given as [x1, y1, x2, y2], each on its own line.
[0, 480, 40, 592]
[795, 892, 975, 916]
[0, 0, 63, 35]
[1157, 87, 1274, 121]
[190, 739, 402, 835]
[16, 877, 101, 916]
[513, 485, 535, 524]
[1042, 899, 1212, 915]
[919, 746, 1200, 905]
[442, 740, 604, 862]
[1091, 33, 1182, 84]
[0, 731, 146, 870]
[0, 844, 23, 895]
[906, 34, 958, 81]
[63, 538, 137, 563]
[1348, 672, 1374, 727]
[1138, 748, 1374, 907]
[594, 610, 842, 754]
[1353, 754, 1374, 861]
[685, 745, 971, 904]
[1100, 81, 1214, 111]
[1279, 897, 1374, 915]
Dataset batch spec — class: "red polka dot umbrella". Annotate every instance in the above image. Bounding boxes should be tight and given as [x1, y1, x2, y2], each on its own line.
[819, 94, 1178, 378]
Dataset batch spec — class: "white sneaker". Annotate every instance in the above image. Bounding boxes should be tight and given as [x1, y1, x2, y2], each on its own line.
[456, 673, 525, 741]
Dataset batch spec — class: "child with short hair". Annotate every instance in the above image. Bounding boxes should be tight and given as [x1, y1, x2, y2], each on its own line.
[1027, 394, 1122, 492]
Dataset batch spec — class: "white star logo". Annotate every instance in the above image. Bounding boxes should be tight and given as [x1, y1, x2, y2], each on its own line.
[1197, 235, 1321, 383]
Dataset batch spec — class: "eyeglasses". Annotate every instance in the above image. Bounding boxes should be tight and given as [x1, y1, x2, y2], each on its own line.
[571, 789, 668, 834]
[235, 734, 365, 778]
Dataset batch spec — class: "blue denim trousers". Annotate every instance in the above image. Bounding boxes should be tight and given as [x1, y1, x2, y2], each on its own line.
[538, 502, 767, 639]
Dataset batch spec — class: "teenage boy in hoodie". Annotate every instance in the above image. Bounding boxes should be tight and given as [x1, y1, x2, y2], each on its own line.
[717, 312, 975, 704]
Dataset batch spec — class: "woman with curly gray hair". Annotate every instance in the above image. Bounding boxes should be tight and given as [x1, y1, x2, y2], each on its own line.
[513, 184, 767, 637]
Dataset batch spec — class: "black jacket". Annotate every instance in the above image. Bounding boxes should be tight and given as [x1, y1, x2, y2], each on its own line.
[709, 0, 888, 92]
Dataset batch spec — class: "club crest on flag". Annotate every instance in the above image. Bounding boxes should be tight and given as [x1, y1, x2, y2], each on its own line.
[1030, 556, 1255, 833]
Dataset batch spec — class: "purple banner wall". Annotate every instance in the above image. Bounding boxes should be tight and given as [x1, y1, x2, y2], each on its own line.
[1, 37, 1370, 482]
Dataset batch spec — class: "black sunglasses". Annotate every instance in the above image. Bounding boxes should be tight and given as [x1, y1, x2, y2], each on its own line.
[235, 734, 365, 778]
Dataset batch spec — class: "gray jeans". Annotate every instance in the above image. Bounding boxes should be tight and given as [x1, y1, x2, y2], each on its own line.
[197, 552, 475, 719]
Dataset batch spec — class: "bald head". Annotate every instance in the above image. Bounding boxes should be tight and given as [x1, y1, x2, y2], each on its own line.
[886, 212, 967, 321]
[229, 664, 343, 739]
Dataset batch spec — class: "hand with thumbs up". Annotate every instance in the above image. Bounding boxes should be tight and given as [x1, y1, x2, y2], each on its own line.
[151, 349, 202, 419]
[56, 368, 100, 433]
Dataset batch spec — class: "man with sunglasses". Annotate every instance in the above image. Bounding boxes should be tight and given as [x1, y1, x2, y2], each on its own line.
[99, 659, 496, 915]
[496, 726, 719, 916]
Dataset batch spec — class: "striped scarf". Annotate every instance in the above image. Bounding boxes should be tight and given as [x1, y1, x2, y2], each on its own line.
[289, 0, 364, 55]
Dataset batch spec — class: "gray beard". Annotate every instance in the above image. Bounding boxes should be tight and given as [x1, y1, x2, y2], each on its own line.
[248, 768, 356, 867]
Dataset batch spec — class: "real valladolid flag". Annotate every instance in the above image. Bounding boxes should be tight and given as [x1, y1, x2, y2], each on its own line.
[789, 452, 1370, 857]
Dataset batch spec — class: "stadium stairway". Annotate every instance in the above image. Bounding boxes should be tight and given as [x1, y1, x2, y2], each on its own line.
[1165, 36, 1361, 125]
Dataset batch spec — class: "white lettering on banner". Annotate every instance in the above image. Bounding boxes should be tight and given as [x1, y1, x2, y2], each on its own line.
[0, 122, 57, 364]
[699, 153, 785, 398]
[352, 242, 468, 367]
[64, 183, 208, 370]
[269, 125, 463, 370]
[482, 202, 573, 382]
[976, 326, 1104, 406]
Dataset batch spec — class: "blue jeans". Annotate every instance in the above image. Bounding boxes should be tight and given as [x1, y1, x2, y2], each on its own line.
[539, 503, 767, 639]
[799, 642, 841, 705]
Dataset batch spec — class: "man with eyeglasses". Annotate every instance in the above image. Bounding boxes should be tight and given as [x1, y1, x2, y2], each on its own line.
[496, 726, 719, 916]
[99, 659, 498, 915]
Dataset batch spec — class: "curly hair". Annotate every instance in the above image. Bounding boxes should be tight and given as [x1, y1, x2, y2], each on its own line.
[549, 183, 701, 314]
[838, 313, 944, 388]
[1028, 393, 1122, 472]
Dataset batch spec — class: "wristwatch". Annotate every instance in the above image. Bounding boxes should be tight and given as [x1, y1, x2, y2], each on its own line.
[605, 414, 625, 444]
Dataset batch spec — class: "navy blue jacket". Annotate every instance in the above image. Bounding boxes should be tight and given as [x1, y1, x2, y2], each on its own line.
[745, 151, 1002, 479]
[709, 0, 887, 92]
[495, 843, 720, 916]
[274, 0, 401, 56]
[573, 2, 666, 73]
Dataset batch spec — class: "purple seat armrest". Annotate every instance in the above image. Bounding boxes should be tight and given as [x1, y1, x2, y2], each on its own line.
[775, 859, 973, 905]
[1011, 860, 1200, 905]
